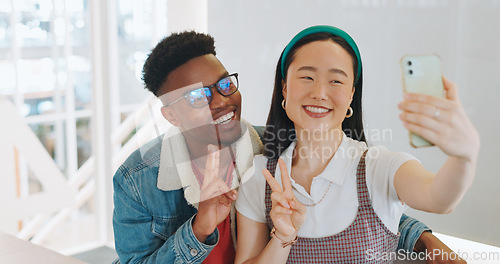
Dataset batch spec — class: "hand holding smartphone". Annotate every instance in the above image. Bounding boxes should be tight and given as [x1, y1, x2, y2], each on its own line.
[400, 54, 445, 148]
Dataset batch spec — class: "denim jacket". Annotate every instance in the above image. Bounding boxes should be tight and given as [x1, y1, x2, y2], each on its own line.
[113, 121, 263, 263]
[112, 122, 430, 263]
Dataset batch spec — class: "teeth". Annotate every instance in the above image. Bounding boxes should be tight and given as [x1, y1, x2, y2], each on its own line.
[305, 106, 330, 113]
[211, 111, 234, 125]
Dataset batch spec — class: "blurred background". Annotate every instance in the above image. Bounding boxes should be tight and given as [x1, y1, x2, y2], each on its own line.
[1, 0, 499, 262]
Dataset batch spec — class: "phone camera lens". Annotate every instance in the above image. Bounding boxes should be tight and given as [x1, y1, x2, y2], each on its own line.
[408, 61, 412, 66]
[409, 70, 413, 75]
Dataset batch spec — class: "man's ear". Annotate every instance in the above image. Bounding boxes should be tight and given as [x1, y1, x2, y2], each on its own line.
[161, 106, 181, 127]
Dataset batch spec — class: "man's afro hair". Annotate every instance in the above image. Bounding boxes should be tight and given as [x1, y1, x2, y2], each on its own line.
[142, 31, 216, 96]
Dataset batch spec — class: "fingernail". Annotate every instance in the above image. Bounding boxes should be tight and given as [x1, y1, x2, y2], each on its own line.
[232, 194, 237, 200]
[207, 144, 216, 153]
[404, 93, 411, 99]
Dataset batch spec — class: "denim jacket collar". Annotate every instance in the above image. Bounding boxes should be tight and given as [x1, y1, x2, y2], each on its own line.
[157, 119, 263, 209]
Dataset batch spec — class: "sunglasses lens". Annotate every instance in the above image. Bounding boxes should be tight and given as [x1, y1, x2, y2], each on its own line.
[187, 88, 211, 108]
[217, 76, 237, 95]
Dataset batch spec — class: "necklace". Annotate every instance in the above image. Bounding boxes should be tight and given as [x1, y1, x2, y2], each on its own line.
[296, 181, 333, 207]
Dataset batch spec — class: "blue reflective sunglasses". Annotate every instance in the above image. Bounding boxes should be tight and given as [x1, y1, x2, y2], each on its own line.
[164, 73, 239, 108]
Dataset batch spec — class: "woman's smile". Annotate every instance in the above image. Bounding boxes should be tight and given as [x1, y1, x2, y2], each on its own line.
[302, 105, 332, 118]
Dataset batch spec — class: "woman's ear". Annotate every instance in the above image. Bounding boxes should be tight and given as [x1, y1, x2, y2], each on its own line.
[161, 106, 181, 127]
[350, 86, 355, 101]
[282, 80, 287, 100]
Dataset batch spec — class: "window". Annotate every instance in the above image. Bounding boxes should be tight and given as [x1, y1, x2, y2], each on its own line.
[1, 0, 167, 251]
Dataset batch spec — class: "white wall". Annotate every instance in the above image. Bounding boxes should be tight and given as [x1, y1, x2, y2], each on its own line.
[167, 0, 207, 33]
[207, 0, 500, 247]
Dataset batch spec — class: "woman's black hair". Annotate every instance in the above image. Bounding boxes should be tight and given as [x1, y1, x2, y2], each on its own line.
[263, 33, 366, 159]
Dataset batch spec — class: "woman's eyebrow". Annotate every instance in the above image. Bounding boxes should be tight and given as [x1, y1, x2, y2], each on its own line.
[297, 66, 317, 72]
[329, 68, 348, 77]
[297, 66, 348, 77]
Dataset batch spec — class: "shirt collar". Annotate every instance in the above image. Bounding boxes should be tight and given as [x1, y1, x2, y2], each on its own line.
[156, 119, 263, 207]
[279, 132, 363, 186]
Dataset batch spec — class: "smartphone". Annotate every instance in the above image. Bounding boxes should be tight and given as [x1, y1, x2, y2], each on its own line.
[400, 54, 445, 148]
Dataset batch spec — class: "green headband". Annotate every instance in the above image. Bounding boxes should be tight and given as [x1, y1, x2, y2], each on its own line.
[280, 25, 362, 85]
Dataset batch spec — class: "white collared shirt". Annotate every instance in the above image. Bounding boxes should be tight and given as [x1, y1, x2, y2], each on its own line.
[236, 133, 416, 237]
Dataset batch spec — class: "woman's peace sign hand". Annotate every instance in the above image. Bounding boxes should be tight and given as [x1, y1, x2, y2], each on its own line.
[262, 159, 306, 240]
